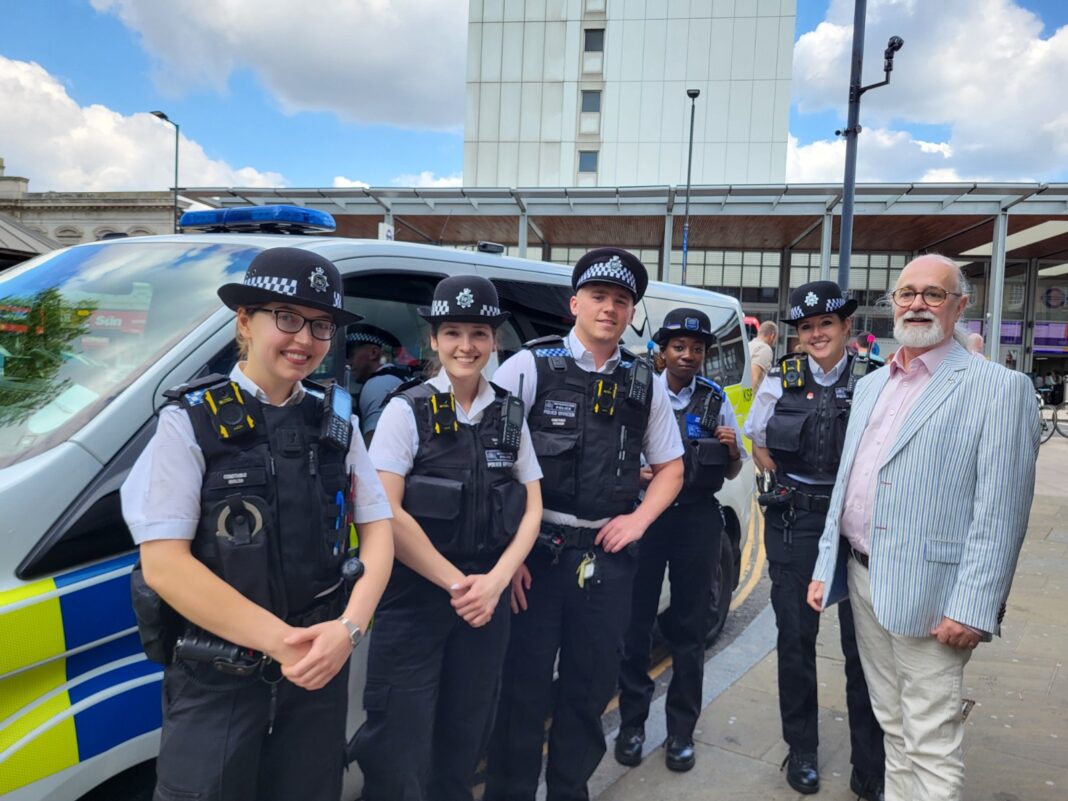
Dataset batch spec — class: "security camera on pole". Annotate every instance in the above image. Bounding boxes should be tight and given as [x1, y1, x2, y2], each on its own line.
[835, 0, 903, 291]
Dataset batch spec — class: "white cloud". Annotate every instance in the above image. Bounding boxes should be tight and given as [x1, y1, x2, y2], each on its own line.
[90, 0, 467, 130]
[333, 176, 370, 188]
[791, 0, 1068, 182]
[787, 129, 973, 183]
[391, 171, 463, 188]
[0, 55, 284, 192]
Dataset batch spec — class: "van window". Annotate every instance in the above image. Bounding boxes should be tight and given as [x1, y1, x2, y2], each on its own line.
[642, 295, 747, 387]
[0, 241, 260, 469]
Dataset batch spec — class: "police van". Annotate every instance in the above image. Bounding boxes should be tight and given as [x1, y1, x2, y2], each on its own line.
[0, 206, 755, 800]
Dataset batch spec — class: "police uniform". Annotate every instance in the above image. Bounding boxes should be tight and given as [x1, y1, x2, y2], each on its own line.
[350, 276, 543, 801]
[616, 308, 747, 772]
[121, 249, 392, 801]
[484, 249, 684, 801]
[345, 323, 412, 437]
[742, 281, 885, 799]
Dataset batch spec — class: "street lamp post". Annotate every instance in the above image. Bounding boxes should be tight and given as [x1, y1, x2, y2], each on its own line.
[151, 111, 180, 233]
[835, 0, 903, 290]
[681, 88, 700, 287]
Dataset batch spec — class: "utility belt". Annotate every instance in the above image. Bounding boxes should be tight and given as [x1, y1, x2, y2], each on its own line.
[757, 473, 832, 515]
[537, 522, 599, 561]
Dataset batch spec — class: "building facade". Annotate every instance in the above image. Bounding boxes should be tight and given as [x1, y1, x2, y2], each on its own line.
[464, 0, 795, 187]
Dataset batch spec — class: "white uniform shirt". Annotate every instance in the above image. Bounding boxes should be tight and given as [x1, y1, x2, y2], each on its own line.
[492, 328, 684, 528]
[369, 370, 542, 484]
[661, 372, 749, 463]
[742, 353, 848, 484]
[121, 364, 393, 544]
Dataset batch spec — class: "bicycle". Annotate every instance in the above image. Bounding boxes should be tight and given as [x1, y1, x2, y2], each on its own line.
[1038, 386, 1068, 444]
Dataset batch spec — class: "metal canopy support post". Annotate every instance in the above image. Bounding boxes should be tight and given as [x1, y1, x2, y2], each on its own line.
[986, 211, 1008, 363]
[662, 212, 674, 283]
[1023, 257, 1039, 373]
[518, 213, 528, 258]
[820, 212, 833, 280]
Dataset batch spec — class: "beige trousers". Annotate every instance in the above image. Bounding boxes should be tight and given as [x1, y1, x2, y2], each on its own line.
[847, 558, 972, 801]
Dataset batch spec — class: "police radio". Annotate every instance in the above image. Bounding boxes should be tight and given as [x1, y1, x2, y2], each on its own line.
[320, 382, 353, 452]
[626, 357, 652, 405]
[699, 389, 723, 432]
[851, 354, 871, 379]
[499, 374, 525, 452]
[203, 382, 256, 439]
[780, 357, 805, 390]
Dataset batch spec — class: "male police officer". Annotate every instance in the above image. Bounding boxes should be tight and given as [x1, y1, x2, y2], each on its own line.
[484, 248, 684, 801]
[345, 323, 411, 443]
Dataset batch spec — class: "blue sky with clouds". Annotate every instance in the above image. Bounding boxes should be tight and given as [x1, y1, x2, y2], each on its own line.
[2, 0, 1066, 191]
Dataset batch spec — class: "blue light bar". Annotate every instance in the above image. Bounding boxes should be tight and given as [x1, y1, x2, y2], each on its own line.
[179, 204, 336, 234]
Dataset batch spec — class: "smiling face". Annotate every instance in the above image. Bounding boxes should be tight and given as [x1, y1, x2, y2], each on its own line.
[430, 321, 494, 381]
[236, 302, 333, 394]
[795, 313, 852, 365]
[893, 256, 969, 351]
[662, 335, 707, 385]
[570, 283, 635, 349]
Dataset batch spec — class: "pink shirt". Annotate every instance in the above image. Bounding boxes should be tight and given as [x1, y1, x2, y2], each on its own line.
[839, 338, 956, 554]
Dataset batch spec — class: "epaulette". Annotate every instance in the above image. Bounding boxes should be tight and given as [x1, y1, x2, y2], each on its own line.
[695, 375, 724, 396]
[162, 372, 230, 406]
[386, 377, 427, 406]
[524, 334, 569, 359]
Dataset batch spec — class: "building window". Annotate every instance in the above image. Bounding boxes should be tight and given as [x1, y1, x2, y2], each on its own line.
[578, 151, 599, 173]
[581, 90, 602, 113]
[584, 29, 604, 52]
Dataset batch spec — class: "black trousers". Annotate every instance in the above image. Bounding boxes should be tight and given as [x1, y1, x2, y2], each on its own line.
[764, 506, 885, 780]
[350, 567, 511, 801]
[153, 660, 349, 801]
[485, 544, 638, 801]
[618, 500, 722, 738]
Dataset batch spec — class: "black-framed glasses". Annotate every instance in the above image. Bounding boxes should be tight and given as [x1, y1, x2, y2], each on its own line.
[249, 308, 337, 340]
[890, 287, 962, 308]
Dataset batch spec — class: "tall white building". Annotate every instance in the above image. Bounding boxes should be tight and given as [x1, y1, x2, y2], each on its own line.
[464, 0, 795, 188]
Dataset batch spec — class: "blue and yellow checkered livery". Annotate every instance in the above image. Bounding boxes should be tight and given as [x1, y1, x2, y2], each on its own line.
[0, 552, 162, 796]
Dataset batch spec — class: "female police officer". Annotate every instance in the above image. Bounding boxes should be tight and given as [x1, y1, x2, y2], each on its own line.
[121, 247, 395, 801]
[350, 275, 543, 801]
[615, 308, 746, 772]
[742, 280, 885, 800]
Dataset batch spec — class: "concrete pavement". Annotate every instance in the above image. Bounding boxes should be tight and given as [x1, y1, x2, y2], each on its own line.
[593, 437, 1068, 801]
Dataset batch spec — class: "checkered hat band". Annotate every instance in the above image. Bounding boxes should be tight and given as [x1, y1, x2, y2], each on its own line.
[791, 305, 804, 319]
[245, 275, 298, 296]
[480, 304, 501, 316]
[347, 333, 388, 347]
[578, 262, 637, 292]
[826, 297, 845, 312]
[431, 300, 450, 315]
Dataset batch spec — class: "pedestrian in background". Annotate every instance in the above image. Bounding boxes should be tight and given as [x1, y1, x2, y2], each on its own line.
[749, 319, 778, 388]
[350, 276, 543, 801]
[809, 254, 1040, 801]
[615, 307, 746, 772]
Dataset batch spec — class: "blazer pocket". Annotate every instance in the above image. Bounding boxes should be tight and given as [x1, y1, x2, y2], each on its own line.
[923, 538, 963, 564]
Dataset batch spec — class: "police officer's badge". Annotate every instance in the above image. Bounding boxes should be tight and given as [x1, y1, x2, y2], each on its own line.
[456, 288, 475, 309]
[804, 291, 819, 307]
[308, 266, 330, 293]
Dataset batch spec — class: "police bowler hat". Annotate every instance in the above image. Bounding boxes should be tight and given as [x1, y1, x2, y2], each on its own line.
[417, 275, 510, 328]
[652, 307, 717, 347]
[571, 247, 649, 301]
[783, 280, 857, 326]
[346, 323, 401, 350]
[218, 247, 363, 325]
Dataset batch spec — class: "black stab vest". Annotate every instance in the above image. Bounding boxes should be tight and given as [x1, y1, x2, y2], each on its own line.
[525, 337, 652, 519]
[396, 380, 527, 568]
[765, 355, 872, 484]
[178, 376, 348, 620]
[674, 376, 731, 504]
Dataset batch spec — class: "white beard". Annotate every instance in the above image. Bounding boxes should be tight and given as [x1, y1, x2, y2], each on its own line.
[894, 313, 947, 348]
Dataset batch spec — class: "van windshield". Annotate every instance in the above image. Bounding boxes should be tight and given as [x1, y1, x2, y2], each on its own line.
[0, 241, 260, 468]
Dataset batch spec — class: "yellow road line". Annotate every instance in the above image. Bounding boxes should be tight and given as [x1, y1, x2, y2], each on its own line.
[730, 500, 765, 611]
[735, 501, 757, 589]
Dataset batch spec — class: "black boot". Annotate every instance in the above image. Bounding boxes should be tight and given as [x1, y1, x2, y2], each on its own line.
[781, 750, 819, 794]
[665, 736, 696, 772]
[614, 727, 644, 767]
[850, 768, 885, 801]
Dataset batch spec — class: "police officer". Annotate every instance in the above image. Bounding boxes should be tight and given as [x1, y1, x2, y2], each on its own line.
[121, 248, 395, 801]
[345, 323, 411, 443]
[742, 281, 885, 800]
[484, 248, 685, 801]
[350, 275, 544, 801]
[615, 308, 747, 772]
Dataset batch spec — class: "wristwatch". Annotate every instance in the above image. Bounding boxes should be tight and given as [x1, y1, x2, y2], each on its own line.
[338, 617, 363, 649]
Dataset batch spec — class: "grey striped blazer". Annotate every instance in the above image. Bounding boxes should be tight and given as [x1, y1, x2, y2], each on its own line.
[812, 342, 1040, 637]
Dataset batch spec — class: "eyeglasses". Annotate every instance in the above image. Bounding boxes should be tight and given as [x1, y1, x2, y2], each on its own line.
[889, 287, 962, 308]
[249, 308, 337, 340]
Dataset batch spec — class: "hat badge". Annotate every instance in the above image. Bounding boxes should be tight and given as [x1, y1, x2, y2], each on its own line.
[804, 291, 819, 307]
[308, 266, 330, 293]
[685, 317, 699, 331]
[456, 288, 475, 309]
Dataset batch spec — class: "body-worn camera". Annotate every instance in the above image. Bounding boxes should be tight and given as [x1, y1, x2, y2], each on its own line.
[780, 357, 805, 390]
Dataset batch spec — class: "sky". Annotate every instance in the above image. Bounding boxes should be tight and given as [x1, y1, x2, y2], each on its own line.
[1, 0, 1066, 194]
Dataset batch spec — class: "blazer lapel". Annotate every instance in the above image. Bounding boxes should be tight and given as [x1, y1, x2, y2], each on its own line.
[882, 343, 971, 465]
[839, 367, 889, 475]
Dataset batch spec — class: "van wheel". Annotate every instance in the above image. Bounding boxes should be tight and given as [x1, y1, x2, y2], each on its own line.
[704, 534, 735, 647]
